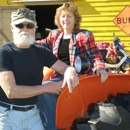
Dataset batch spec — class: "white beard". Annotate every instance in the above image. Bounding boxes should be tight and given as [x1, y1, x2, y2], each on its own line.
[13, 31, 35, 46]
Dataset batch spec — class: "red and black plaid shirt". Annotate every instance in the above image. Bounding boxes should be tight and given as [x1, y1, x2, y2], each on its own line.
[35, 29, 105, 75]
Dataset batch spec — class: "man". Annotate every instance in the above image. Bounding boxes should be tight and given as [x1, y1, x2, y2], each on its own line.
[0, 8, 79, 130]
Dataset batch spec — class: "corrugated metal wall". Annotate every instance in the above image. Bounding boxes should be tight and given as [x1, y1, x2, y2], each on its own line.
[73, 0, 130, 52]
[0, 0, 130, 52]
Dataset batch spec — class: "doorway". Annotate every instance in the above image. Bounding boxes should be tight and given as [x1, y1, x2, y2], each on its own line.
[27, 5, 61, 39]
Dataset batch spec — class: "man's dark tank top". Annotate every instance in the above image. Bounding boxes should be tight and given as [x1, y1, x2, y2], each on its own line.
[58, 38, 70, 65]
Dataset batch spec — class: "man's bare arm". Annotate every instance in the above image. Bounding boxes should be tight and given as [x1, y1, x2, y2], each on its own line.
[0, 60, 79, 99]
[0, 71, 62, 99]
[51, 60, 79, 93]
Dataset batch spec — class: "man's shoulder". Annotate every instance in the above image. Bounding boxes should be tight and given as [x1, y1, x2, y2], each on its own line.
[31, 43, 45, 49]
[0, 42, 13, 57]
[31, 43, 50, 52]
[0, 42, 12, 50]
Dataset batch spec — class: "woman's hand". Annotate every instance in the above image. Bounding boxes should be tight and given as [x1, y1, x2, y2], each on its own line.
[96, 68, 108, 83]
[62, 67, 79, 93]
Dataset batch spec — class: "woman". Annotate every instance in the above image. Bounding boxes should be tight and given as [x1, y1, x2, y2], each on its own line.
[36, 2, 108, 130]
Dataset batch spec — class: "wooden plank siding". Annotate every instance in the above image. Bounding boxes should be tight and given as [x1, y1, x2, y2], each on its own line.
[73, 0, 130, 52]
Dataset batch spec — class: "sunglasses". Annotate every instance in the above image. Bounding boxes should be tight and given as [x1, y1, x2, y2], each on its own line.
[15, 23, 35, 29]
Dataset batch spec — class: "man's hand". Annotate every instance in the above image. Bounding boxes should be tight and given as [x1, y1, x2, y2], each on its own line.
[62, 67, 79, 93]
[42, 82, 63, 94]
[96, 68, 108, 83]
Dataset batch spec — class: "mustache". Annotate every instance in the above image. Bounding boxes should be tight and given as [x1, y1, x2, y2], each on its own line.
[20, 32, 30, 35]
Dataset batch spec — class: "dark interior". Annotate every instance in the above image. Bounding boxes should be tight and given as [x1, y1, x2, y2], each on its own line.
[27, 5, 61, 39]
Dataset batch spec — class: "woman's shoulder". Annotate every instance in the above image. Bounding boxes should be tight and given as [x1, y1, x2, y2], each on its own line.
[74, 29, 94, 39]
[74, 29, 92, 34]
[49, 29, 63, 39]
[50, 29, 62, 34]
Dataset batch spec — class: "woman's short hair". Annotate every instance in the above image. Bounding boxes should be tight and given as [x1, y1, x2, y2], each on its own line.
[55, 2, 82, 30]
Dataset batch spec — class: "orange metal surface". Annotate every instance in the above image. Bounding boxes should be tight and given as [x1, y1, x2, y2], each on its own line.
[56, 74, 130, 130]
[42, 67, 54, 81]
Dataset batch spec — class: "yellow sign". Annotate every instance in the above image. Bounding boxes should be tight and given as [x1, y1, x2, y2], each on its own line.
[113, 5, 130, 36]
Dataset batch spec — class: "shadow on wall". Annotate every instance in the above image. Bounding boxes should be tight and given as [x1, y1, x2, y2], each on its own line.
[77, 2, 100, 15]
